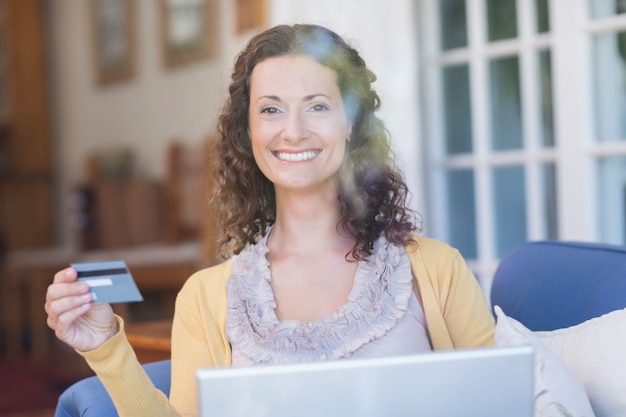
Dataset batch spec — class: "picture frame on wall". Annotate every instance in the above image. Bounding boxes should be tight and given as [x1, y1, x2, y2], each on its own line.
[0, 1, 11, 125]
[90, 0, 136, 86]
[236, 0, 266, 34]
[160, 0, 218, 68]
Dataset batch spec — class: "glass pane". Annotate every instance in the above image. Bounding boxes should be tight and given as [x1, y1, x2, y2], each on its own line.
[592, 31, 626, 142]
[440, 0, 468, 50]
[590, 0, 626, 18]
[597, 156, 626, 245]
[542, 163, 558, 239]
[446, 169, 477, 258]
[538, 50, 555, 147]
[490, 56, 523, 150]
[487, 0, 518, 41]
[493, 166, 527, 257]
[443, 64, 473, 154]
[536, 0, 550, 33]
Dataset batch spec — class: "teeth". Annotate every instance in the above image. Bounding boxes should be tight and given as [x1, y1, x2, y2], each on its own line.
[274, 151, 319, 162]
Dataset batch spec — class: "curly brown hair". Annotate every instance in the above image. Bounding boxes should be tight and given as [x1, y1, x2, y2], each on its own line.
[210, 23, 419, 260]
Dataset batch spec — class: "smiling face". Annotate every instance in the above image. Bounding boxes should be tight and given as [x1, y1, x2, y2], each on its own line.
[248, 54, 353, 196]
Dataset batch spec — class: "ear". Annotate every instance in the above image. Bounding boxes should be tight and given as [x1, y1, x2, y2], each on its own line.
[346, 125, 353, 142]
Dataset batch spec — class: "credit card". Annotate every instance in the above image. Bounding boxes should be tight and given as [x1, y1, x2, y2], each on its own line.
[72, 260, 143, 304]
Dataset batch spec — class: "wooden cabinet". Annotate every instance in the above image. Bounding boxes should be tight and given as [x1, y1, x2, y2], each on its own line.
[73, 180, 166, 251]
[0, 0, 54, 251]
[0, 178, 53, 249]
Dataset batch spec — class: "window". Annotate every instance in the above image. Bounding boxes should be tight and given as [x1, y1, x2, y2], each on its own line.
[417, 0, 626, 292]
[590, 1, 626, 244]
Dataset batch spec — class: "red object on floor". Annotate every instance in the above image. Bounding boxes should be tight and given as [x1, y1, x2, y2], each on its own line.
[0, 360, 78, 414]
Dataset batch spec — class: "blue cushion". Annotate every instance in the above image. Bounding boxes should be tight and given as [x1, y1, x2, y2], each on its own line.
[54, 359, 171, 417]
[491, 240, 626, 331]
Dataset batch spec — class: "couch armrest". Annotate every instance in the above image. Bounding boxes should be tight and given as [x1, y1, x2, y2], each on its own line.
[54, 359, 171, 417]
[491, 240, 626, 331]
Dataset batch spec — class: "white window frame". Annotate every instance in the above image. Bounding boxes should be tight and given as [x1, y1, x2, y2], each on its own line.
[416, 0, 626, 296]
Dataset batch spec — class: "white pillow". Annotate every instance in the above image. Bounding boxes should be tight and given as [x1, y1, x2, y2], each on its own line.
[536, 307, 626, 417]
[494, 306, 596, 417]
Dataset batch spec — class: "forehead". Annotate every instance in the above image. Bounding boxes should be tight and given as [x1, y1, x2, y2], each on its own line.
[249, 55, 339, 95]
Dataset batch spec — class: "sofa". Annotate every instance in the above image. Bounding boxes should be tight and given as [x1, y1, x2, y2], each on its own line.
[491, 240, 626, 331]
[491, 240, 626, 417]
[54, 240, 626, 417]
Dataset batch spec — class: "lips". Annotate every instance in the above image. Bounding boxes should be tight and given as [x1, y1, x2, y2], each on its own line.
[272, 150, 320, 162]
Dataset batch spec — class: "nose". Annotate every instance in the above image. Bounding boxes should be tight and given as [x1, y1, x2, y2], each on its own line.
[281, 110, 307, 142]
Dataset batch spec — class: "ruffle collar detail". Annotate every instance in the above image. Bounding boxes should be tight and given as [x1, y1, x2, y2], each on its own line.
[226, 234, 413, 364]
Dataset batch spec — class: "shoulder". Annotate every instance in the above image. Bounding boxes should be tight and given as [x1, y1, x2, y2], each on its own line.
[404, 235, 462, 262]
[403, 235, 470, 288]
[175, 259, 234, 324]
[179, 259, 234, 298]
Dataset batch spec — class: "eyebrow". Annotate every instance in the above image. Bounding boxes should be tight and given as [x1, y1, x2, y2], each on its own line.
[256, 93, 332, 102]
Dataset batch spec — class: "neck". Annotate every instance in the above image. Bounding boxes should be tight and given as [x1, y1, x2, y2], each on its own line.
[269, 189, 354, 257]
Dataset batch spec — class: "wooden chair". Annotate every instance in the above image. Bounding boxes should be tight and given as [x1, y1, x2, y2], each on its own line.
[123, 135, 219, 361]
[80, 134, 219, 259]
[165, 135, 219, 262]
[165, 141, 204, 244]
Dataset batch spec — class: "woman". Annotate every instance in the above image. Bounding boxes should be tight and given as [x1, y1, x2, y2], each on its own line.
[45, 24, 495, 417]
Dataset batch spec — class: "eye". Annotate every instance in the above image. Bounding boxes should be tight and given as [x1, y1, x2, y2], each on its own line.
[260, 106, 281, 114]
[310, 103, 330, 112]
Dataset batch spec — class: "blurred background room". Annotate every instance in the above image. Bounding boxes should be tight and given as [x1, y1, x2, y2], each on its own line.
[0, 0, 625, 415]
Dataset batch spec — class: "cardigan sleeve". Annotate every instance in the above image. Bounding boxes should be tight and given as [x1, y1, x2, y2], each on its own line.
[169, 262, 233, 417]
[409, 236, 495, 350]
[79, 316, 180, 417]
[79, 261, 233, 417]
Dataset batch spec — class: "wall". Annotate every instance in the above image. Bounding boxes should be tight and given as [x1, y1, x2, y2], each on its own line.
[269, 0, 424, 217]
[50, 0, 240, 245]
[50, 0, 422, 245]
[51, 1, 226, 180]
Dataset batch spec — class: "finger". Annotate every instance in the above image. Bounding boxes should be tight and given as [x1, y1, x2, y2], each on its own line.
[45, 290, 92, 321]
[47, 269, 90, 303]
[53, 267, 78, 284]
[51, 303, 93, 344]
[47, 280, 90, 302]
[54, 302, 91, 330]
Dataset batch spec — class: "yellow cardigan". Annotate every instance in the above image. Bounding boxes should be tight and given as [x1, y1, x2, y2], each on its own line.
[81, 236, 495, 417]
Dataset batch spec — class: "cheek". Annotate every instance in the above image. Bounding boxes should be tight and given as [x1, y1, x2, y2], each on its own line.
[249, 136, 267, 168]
[329, 121, 351, 153]
[248, 118, 268, 150]
[247, 128, 273, 175]
[328, 135, 348, 171]
[248, 114, 276, 144]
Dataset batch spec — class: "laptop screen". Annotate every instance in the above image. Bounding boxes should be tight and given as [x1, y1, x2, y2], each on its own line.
[196, 346, 534, 417]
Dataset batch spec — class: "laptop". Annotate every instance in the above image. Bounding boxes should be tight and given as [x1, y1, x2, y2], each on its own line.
[196, 346, 534, 417]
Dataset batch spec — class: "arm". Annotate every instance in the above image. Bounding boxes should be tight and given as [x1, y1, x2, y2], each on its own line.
[78, 261, 233, 417]
[438, 247, 495, 348]
[409, 237, 495, 350]
[46, 267, 179, 416]
[78, 320, 179, 417]
[169, 263, 233, 417]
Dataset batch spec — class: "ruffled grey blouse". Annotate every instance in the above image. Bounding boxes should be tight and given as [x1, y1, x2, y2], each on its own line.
[226, 234, 432, 366]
